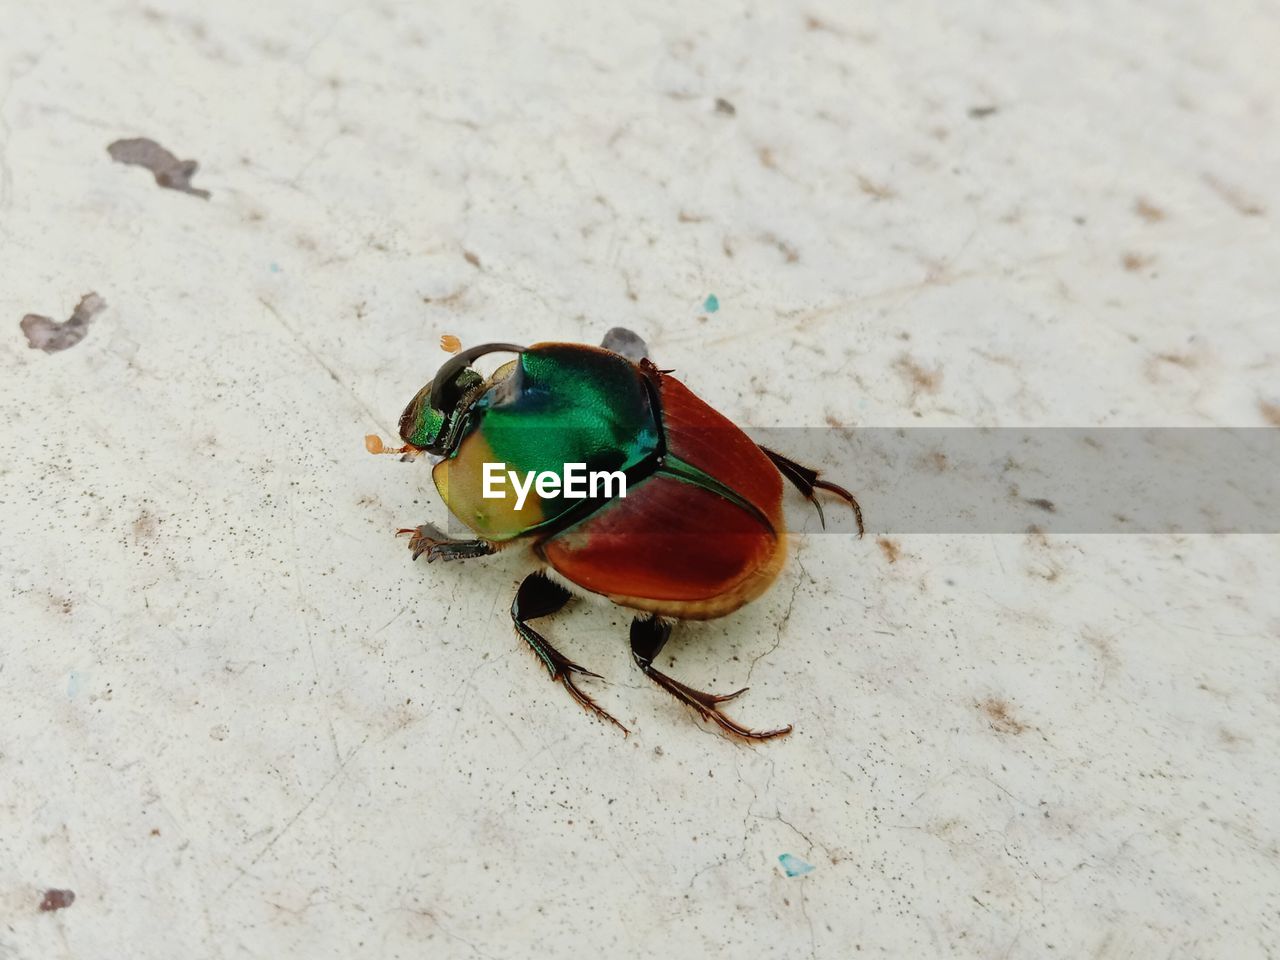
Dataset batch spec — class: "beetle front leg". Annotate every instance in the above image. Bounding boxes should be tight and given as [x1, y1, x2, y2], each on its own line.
[397, 523, 496, 562]
[511, 573, 628, 735]
[629, 615, 792, 741]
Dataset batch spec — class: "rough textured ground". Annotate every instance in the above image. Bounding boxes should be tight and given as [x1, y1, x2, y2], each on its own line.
[2, 2, 1278, 957]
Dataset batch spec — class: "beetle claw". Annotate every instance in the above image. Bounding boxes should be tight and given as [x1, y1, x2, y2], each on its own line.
[556, 670, 629, 735]
[759, 446, 865, 537]
[659, 674, 791, 741]
[399, 524, 495, 563]
[630, 615, 789, 740]
[710, 686, 749, 704]
[407, 525, 443, 560]
[689, 696, 792, 740]
[813, 478, 864, 538]
[562, 662, 604, 680]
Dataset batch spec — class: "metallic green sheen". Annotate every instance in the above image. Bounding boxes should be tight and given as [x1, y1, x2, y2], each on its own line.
[405, 404, 446, 449]
[452, 344, 660, 526]
[402, 369, 483, 449]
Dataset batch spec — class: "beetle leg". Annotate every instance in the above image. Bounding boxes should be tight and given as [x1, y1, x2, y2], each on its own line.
[511, 573, 628, 735]
[758, 446, 865, 538]
[397, 523, 496, 562]
[629, 615, 792, 741]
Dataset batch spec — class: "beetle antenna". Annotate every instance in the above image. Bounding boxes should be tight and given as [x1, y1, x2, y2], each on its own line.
[365, 434, 424, 457]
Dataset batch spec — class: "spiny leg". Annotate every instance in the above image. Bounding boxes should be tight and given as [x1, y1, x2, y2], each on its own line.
[758, 446, 864, 537]
[397, 523, 496, 562]
[511, 573, 627, 735]
[629, 615, 791, 741]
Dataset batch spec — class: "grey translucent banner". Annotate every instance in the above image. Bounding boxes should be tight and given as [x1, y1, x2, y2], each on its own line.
[424, 428, 1280, 536]
[745, 428, 1280, 534]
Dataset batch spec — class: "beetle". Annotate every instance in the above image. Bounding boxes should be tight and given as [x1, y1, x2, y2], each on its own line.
[387, 328, 863, 739]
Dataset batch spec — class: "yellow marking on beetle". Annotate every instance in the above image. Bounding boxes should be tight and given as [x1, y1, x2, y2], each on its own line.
[433, 431, 545, 540]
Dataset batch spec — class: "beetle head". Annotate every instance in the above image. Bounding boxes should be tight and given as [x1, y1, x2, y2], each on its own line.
[398, 342, 526, 455]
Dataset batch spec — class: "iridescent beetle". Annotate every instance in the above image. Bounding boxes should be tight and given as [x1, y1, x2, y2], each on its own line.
[385, 329, 862, 739]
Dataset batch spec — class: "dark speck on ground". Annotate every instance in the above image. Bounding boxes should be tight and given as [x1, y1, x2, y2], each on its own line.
[39, 889, 75, 912]
[108, 137, 210, 199]
[21, 292, 107, 353]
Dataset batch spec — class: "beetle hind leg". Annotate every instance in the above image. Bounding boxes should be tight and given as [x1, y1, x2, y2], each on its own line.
[758, 446, 865, 537]
[629, 615, 792, 741]
[511, 573, 628, 735]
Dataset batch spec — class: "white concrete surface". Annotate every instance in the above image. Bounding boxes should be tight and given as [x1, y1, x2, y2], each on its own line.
[3, 2, 1279, 957]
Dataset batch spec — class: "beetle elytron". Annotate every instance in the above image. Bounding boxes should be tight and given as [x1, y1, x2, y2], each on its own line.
[386, 328, 862, 739]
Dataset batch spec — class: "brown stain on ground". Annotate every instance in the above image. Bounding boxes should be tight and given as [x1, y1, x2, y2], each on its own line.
[1218, 728, 1252, 750]
[1081, 627, 1120, 681]
[462, 250, 482, 269]
[1025, 527, 1050, 548]
[973, 350, 1015, 369]
[39, 889, 75, 912]
[1202, 173, 1265, 217]
[1021, 524, 1064, 581]
[1122, 252, 1155, 272]
[422, 287, 467, 306]
[894, 355, 943, 397]
[876, 538, 900, 563]
[131, 509, 159, 540]
[1197, 680, 1231, 701]
[759, 231, 799, 263]
[1029, 562, 1061, 583]
[1145, 349, 1205, 383]
[804, 15, 844, 34]
[920, 450, 949, 473]
[980, 698, 1028, 735]
[1259, 400, 1280, 426]
[108, 138, 210, 198]
[857, 175, 895, 200]
[1134, 197, 1167, 222]
[21, 293, 107, 353]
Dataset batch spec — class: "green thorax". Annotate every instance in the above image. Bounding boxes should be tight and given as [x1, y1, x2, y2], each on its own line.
[463, 344, 658, 474]
[440, 344, 661, 537]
